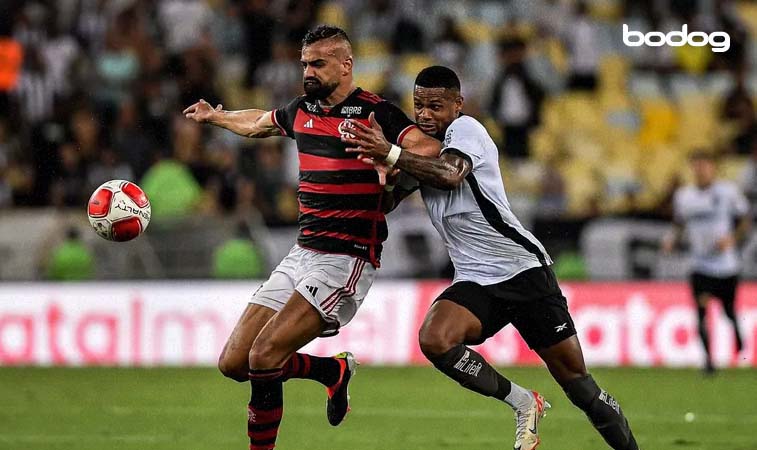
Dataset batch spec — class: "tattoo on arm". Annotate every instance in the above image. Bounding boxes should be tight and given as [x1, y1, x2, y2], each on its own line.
[395, 152, 471, 190]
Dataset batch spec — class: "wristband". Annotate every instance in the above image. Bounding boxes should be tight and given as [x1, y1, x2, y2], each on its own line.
[385, 144, 401, 167]
[384, 183, 395, 192]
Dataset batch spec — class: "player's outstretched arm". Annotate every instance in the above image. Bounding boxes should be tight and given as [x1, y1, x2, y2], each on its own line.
[344, 113, 468, 190]
[183, 99, 281, 138]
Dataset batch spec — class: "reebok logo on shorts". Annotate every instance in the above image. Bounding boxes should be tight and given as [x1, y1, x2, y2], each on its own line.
[555, 323, 568, 332]
[305, 285, 319, 297]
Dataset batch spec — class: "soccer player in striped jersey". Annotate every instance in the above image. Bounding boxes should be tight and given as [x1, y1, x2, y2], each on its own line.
[345, 66, 639, 450]
[183, 26, 438, 450]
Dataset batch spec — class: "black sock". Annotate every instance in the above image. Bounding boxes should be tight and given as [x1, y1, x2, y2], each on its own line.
[427, 345, 512, 401]
[722, 301, 744, 351]
[697, 306, 713, 366]
[281, 353, 342, 387]
[248, 369, 284, 450]
[564, 374, 638, 450]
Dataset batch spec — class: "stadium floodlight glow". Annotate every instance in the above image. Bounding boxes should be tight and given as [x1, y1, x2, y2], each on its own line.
[623, 24, 730, 53]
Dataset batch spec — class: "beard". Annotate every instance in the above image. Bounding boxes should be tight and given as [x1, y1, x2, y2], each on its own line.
[303, 77, 338, 100]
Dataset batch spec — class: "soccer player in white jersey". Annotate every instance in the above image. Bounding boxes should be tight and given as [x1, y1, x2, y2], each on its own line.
[343, 66, 639, 450]
[662, 152, 749, 374]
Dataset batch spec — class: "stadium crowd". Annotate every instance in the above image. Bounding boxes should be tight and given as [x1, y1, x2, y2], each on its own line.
[0, 0, 756, 227]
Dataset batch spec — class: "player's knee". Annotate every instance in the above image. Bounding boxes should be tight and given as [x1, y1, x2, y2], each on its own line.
[248, 339, 285, 370]
[562, 374, 599, 410]
[418, 326, 459, 359]
[217, 356, 249, 382]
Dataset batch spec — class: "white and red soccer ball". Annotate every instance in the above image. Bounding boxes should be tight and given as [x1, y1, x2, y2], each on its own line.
[87, 180, 151, 242]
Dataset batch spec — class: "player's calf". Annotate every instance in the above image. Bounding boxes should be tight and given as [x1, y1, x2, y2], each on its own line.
[563, 375, 639, 450]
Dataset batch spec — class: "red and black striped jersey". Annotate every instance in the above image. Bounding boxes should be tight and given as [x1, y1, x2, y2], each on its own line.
[272, 88, 417, 267]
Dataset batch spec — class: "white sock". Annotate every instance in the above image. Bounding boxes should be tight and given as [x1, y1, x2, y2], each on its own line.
[504, 382, 534, 410]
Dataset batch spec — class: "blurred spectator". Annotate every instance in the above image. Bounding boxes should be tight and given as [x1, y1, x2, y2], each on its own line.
[112, 97, 157, 179]
[431, 16, 467, 72]
[76, 0, 109, 55]
[350, 0, 396, 42]
[158, 0, 213, 56]
[41, 16, 81, 98]
[212, 221, 265, 278]
[86, 148, 135, 192]
[564, 1, 600, 90]
[241, 0, 275, 86]
[13, 45, 55, 125]
[140, 154, 203, 220]
[536, 159, 567, 218]
[50, 142, 87, 208]
[257, 40, 301, 107]
[139, 117, 206, 219]
[392, 18, 425, 54]
[740, 140, 757, 211]
[489, 37, 545, 159]
[69, 106, 103, 163]
[45, 227, 94, 281]
[252, 139, 294, 225]
[721, 69, 756, 155]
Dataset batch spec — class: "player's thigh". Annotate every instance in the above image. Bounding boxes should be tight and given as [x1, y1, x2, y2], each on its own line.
[249, 290, 328, 369]
[419, 300, 484, 355]
[536, 335, 588, 386]
[219, 304, 277, 373]
[690, 272, 714, 308]
[220, 249, 300, 372]
[293, 252, 376, 336]
[419, 281, 498, 354]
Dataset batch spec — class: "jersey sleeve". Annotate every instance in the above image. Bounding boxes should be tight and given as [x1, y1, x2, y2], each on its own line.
[272, 97, 301, 139]
[729, 184, 750, 217]
[672, 190, 684, 225]
[373, 101, 417, 146]
[441, 118, 484, 169]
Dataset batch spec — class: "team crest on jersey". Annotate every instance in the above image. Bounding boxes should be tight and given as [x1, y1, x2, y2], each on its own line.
[341, 106, 362, 115]
[338, 119, 356, 139]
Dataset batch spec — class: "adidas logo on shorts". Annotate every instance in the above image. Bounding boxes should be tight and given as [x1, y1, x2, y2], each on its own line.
[305, 285, 319, 297]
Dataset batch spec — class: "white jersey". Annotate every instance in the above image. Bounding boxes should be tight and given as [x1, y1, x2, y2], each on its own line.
[673, 181, 749, 277]
[418, 115, 552, 285]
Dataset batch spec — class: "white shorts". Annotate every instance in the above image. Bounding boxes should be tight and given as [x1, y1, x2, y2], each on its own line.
[250, 245, 376, 334]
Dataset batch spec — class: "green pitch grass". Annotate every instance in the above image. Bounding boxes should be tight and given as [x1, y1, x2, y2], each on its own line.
[0, 366, 755, 450]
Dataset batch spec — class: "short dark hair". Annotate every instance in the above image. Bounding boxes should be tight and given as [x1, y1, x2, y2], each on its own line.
[302, 25, 351, 47]
[414, 66, 461, 92]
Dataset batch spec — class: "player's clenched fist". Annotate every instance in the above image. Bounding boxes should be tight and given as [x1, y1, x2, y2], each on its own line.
[183, 99, 222, 123]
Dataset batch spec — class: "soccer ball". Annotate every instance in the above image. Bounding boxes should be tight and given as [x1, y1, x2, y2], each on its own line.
[87, 180, 151, 242]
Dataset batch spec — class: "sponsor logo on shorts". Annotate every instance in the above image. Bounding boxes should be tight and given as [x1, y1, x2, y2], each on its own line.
[555, 322, 568, 332]
[305, 285, 319, 297]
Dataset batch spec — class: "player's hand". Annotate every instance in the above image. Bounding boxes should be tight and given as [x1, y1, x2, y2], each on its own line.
[357, 155, 400, 185]
[716, 234, 736, 253]
[183, 99, 222, 123]
[343, 112, 392, 160]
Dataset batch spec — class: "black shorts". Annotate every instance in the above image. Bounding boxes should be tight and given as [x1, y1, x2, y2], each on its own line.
[434, 266, 576, 350]
[690, 272, 739, 305]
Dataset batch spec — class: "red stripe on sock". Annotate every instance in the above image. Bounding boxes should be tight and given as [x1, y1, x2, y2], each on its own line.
[249, 369, 283, 381]
[250, 427, 280, 441]
[249, 444, 275, 450]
